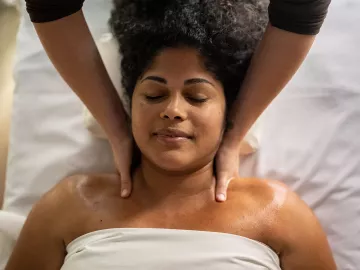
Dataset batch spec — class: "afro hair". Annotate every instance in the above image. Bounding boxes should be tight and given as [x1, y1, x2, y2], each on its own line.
[109, 0, 269, 110]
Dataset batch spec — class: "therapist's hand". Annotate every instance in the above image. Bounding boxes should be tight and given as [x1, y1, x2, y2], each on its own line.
[215, 142, 240, 202]
[111, 134, 133, 198]
[214, 26, 316, 202]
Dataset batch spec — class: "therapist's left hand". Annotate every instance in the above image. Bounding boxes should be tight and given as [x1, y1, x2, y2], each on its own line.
[215, 142, 240, 202]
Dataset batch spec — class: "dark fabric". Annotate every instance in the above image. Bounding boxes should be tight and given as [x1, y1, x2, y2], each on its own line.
[268, 0, 331, 35]
[25, 0, 331, 34]
[26, 0, 85, 23]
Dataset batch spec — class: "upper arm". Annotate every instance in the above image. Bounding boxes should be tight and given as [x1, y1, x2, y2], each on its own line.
[26, 0, 85, 23]
[5, 182, 71, 270]
[275, 190, 337, 270]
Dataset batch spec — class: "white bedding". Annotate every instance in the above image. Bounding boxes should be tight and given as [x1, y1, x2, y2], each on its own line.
[252, 1, 360, 268]
[1, 1, 360, 269]
[1, 2, 115, 267]
[3, 0, 115, 216]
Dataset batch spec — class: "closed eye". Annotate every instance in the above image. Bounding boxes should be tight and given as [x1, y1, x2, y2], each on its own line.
[186, 97, 208, 103]
[145, 95, 165, 101]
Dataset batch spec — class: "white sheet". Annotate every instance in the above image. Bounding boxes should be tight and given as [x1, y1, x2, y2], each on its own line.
[1, 1, 360, 269]
[249, 1, 360, 268]
[1, 1, 115, 266]
[3, 0, 115, 216]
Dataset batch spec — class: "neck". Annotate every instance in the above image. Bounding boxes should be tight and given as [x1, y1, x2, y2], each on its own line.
[134, 157, 215, 203]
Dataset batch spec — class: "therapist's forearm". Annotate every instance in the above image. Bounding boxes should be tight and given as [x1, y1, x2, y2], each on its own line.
[224, 25, 315, 148]
[33, 11, 128, 143]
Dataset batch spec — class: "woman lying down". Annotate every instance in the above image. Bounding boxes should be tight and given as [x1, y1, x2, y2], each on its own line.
[6, 0, 336, 269]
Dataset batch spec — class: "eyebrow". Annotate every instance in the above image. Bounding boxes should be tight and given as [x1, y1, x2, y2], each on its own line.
[141, 76, 167, 84]
[184, 78, 214, 87]
[141, 76, 214, 87]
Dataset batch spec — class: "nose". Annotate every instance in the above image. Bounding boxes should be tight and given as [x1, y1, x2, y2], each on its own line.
[160, 95, 186, 121]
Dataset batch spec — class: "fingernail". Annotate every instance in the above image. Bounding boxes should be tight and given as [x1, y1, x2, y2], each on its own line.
[217, 194, 226, 202]
[121, 189, 128, 197]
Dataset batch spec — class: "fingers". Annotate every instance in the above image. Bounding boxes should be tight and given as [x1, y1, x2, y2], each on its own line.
[215, 174, 232, 202]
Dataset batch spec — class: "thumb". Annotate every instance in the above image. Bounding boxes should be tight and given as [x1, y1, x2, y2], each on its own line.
[119, 170, 132, 198]
[115, 159, 132, 198]
[215, 171, 231, 202]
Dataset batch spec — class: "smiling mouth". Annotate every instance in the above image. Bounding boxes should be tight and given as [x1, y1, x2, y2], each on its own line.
[152, 129, 193, 144]
[154, 134, 191, 145]
[154, 133, 192, 138]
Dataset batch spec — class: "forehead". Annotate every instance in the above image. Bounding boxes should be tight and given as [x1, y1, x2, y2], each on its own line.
[143, 47, 213, 80]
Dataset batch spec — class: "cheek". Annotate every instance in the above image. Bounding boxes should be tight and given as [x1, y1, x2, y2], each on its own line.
[194, 104, 225, 143]
[131, 100, 152, 141]
[131, 99, 164, 146]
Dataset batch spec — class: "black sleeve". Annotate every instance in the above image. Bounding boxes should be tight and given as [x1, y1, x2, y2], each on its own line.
[25, 0, 85, 23]
[269, 0, 331, 35]
[26, 0, 330, 35]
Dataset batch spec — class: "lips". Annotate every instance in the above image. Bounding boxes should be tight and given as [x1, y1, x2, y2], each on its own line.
[153, 128, 193, 139]
[152, 128, 193, 146]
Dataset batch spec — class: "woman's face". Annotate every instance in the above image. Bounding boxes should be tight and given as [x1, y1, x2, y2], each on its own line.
[132, 47, 226, 172]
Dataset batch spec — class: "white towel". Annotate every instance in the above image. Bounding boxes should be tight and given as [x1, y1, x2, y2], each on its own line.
[62, 228, 280, 270]
[0, 211, 26, 269]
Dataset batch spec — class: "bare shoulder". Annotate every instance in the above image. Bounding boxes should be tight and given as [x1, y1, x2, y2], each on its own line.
[36, 174, 119, 209]
[66, 173, 122, 201]
[230, 178, 336, 269]
[4, 175, 108, 270]
[223, 178, 289, 242]
[228, 178, 320, 233]
[227, 178, 289, 210]
[30, 174, 121, 232]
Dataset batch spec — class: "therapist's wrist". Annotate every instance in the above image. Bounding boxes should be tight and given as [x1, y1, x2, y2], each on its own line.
[107, 122, 132, 147]
[100, 97, 131, 138]
[221, 127, 245, 152]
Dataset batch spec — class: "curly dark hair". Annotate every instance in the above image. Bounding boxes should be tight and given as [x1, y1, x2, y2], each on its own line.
[109, 0, 268, 112]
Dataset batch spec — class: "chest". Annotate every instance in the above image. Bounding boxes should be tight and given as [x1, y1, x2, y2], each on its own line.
[68, 194, 273, 248]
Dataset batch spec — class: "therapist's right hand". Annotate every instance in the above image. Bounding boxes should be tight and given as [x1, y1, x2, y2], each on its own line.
[111, 134, 133, 198]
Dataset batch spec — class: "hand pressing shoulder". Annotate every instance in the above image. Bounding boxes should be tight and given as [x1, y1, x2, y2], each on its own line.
[228, 178, 336, 270]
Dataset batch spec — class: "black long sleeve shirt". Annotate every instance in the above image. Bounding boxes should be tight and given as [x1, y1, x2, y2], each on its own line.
[25, 0, 331, 35]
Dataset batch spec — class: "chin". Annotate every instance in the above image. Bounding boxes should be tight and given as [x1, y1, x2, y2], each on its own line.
[156, 159, 191, 172]
[150, 153, 194, 172]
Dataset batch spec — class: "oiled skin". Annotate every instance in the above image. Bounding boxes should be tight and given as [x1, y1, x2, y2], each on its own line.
[5, 173, 336, 270]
